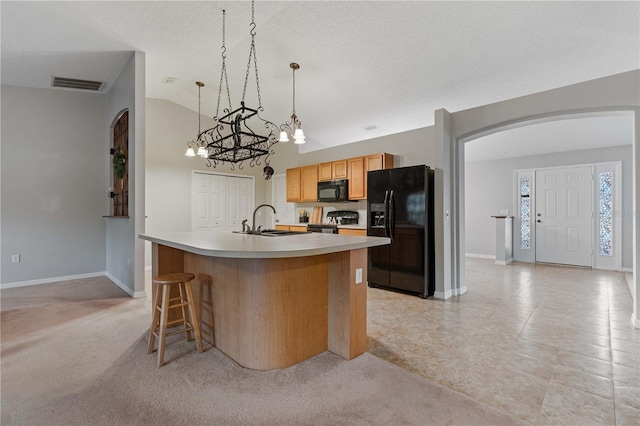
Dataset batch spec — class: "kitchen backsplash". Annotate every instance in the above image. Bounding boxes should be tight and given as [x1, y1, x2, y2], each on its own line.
[293, 200, 367, 225]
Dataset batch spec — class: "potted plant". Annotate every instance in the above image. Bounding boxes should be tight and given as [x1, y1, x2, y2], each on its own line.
[112, 150, 126, 179]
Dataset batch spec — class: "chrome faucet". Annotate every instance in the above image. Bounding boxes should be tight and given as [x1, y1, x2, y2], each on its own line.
[251, 204, 276, 233]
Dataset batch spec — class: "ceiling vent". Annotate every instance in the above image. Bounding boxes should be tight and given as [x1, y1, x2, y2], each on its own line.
[51, 76, 104, 92]
[363, 124, 378, 131]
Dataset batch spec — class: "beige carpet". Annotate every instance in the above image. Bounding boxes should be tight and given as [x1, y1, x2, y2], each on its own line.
[1, 277, 523, 425]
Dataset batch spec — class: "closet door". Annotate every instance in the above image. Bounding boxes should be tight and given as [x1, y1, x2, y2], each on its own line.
[192, 172, 254, 232]
[226, 177, 252, 231]
[192, 173, 225, 231]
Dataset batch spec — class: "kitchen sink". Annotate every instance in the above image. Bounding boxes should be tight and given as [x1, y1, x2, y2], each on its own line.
[233, 229, 310, 237]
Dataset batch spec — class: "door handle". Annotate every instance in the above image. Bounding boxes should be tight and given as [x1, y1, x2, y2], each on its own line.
[537, 220, 541, 223]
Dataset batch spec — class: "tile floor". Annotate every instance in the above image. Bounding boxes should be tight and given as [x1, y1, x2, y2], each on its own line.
[367, 258, 640, 425]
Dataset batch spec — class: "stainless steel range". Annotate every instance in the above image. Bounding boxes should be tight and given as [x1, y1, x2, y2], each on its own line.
[307, 223, 338, 234]
[307, 211, 359, 234]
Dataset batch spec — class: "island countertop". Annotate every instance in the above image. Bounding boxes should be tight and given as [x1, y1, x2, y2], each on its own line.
[140, 230, 389, 259]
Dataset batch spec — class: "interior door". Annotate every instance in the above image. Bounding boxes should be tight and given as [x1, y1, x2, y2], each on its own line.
[535, 166, 593, 267]
[192, 173, 255, 232]
[226, 177, 251, 231]
[192, 173, 225, 231]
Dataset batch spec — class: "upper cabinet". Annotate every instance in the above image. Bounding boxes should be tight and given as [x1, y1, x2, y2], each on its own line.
[286, 167, 301, 201]
[286, 153, 392, 202]
[287, 165, 318, 202]
[365, 153, 393, 173]
[318, 160, 347, 181]
[347, 157, 366, 200]
[347, 153, 394, 200]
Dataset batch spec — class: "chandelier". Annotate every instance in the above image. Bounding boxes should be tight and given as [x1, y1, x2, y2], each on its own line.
[184, 81, 206, 158]
[185, 2, 279, 171]
[279, 63, 305, 144]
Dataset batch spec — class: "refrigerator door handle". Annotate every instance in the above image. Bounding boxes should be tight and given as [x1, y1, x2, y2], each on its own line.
[389, 190, 395, 238]
[384, 190, 390, 238]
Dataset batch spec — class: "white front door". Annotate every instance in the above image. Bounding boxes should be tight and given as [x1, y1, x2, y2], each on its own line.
[535, 166, 593, 267]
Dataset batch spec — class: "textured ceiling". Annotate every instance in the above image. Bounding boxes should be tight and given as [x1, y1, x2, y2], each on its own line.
[2, 1, 638, 157]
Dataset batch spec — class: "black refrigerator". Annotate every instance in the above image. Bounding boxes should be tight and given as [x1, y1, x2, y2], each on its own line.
[367, 165, 435, 298]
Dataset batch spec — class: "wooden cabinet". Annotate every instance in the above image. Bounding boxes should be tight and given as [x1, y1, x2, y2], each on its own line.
[338, 228, 367, 236]
[286, 167, 301, 201]
[300, 165, 318, 201]
[287, 153, 392, 202]
[365, 153, 393, 173]
[319, 163, 332, 181]
[347, 157, 366, 200]
[275, 224, 308, 232]
[319, 160, 348, 181]
[286, 165, 318, 202]
[332, 160, 348, 179]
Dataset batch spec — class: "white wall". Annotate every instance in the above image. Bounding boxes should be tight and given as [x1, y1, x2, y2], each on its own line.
[1, 85, 107, 285]
[465, 145, 633, 269]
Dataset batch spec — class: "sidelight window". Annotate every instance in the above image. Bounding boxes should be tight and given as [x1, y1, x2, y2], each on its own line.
[599, 172, 613, 256]
[519, 177, 531, 250]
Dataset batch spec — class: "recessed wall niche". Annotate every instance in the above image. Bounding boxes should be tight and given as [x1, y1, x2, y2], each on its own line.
[110, 110, 129, 217]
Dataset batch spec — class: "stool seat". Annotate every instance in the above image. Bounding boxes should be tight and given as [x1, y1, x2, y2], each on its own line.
[148, 271, 203, 367]
[153, 272, 196, 285]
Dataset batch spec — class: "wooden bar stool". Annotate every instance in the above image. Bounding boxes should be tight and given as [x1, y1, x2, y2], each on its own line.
[147, 272, 204, 367]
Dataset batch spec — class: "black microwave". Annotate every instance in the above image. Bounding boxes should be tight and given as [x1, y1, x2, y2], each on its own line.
[317, 179, 350, 202]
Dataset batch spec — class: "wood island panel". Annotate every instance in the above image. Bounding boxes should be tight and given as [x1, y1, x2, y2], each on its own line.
[328, 248, 367, 359]
[150, 242, 370, 371]
[185, 253, 329, 370]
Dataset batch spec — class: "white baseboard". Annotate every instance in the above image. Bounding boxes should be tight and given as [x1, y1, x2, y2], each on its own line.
[495, 258, 513, 266]
[456, 285, 468, 296]
[466, 253, 495, 260]
[1, 272, 106, 290]
[622, 267, 633, 273]
[104, 272, 146, 298]
[632, 312, 639, 329]
[434, 289, 452, 300]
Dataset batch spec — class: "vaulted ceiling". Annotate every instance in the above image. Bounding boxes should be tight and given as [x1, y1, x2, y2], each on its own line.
[2, 1, 638, 159]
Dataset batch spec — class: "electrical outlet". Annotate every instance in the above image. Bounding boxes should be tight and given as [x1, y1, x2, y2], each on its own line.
[12, 254, 20, 263]
[500, 209, 509, 215]
[355, 268, 363, 284]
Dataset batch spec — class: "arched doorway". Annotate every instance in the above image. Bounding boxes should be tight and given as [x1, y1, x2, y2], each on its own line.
[463, 112, 632, 270]
[447, 106, 639, 327]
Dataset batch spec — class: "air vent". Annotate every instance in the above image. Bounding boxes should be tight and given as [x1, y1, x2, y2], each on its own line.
[51, 76, 104, 91]
[162, 76, 178, 84]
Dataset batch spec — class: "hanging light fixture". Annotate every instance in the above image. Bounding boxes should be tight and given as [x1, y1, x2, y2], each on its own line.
[185, 81, 207, 158]
[279, 63, 305, 144]
[185, 2, 279, 171]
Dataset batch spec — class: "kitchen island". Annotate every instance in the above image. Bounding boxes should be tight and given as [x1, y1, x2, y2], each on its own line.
[140, 231, 390, 370]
